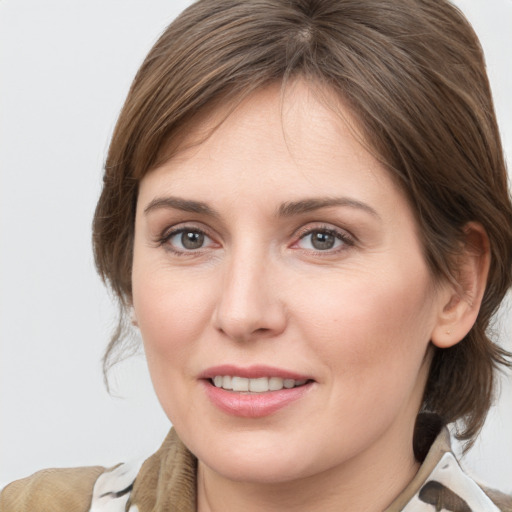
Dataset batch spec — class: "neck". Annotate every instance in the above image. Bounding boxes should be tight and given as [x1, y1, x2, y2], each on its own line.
[197, 424, 420, 512]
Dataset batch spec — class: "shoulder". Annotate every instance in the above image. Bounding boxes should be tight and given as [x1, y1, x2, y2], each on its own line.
[483, 487, 512, 512]
[0, 429, 191, 512]
[0, 466, 105, 512]
[413, 451, 512, 512]
[389, 421, 512, 512]
[0, 460, 146, 512]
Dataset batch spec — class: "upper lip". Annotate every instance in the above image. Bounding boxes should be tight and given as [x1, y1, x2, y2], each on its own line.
[199, 364, 313, 381]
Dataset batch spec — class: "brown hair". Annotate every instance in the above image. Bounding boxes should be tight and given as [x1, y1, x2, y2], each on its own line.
[93, 0, 512, 447]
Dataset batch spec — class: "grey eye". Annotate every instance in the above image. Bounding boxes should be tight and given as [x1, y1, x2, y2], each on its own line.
[166, 229, 213, 251]
[297, 229, 348, 251]
[310, 231, 336, 250]
[180, 231, 205, 250]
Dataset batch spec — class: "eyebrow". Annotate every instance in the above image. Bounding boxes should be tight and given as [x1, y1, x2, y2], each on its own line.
[144, 195, 379, 219]
[144, 196, 219, 218]
[278, 197, 380, 219]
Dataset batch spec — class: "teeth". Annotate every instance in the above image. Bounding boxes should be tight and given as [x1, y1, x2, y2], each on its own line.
[249, 377, 268, 392]
[212, 376, 308, 392]
[269, 377, 284, 391]
[284, 379, 295, 389]
[222, 376, 233, 390]
[231, 377, 249, 392]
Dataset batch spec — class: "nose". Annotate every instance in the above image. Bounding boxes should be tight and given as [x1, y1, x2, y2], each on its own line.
[212, 250, 287, 342]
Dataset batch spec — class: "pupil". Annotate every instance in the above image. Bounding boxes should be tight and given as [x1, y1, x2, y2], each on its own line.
[312, 231, 335, 250]
[181, 231, 204, 249]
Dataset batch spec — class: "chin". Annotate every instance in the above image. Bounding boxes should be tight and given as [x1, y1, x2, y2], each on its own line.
[203, 450, 315, 485]
[176, 424, 309, 483]
[194, 428, 344, 486]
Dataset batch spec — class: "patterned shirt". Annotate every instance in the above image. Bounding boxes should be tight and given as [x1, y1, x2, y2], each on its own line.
[2, 427, 511, 511]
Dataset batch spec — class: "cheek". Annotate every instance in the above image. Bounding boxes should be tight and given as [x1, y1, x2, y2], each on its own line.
[132, 262, 215, 371]
[131, 264, 219, 424]
[297, 271, 435, 434]
[293, 265, 436, 382]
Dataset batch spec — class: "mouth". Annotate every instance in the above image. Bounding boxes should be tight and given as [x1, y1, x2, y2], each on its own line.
[210, 375, 310, 393]
[200, 366, 315, 417]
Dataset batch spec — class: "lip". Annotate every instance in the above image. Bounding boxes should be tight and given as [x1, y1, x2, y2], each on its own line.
[199, 364, 312, 381]
[199, 365, 315, 418]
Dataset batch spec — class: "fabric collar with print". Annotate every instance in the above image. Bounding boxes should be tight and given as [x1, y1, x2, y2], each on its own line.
[88, 428, 508, 512]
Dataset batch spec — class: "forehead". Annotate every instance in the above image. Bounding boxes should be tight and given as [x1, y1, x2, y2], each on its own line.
[151, 79, 379, 172]
[137, 80, 413, 233]
[145, 81, 389, 186]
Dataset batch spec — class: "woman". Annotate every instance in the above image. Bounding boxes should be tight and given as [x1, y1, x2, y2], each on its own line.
[2, 0, 511, 510]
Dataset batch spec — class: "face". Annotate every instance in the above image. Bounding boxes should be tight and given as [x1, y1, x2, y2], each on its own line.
[132, 81, 448, 485]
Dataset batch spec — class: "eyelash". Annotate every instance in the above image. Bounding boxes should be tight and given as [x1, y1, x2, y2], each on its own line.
[157, 223, 355, 256]
[293, 225, 355, 254]
[157, 225, 217, 256]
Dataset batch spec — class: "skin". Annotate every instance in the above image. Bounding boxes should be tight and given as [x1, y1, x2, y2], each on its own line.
[131, 81, 473, 511]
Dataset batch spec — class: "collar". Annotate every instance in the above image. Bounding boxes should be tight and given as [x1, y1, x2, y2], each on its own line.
[91, 427, 508, 511]
[385, 427, 502, 511]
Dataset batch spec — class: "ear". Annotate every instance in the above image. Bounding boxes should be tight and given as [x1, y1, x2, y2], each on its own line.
[431, 222, 490, 349]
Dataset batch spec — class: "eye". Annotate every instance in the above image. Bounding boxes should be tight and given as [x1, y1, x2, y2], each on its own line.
[163, 227, 216, 253]
[296, 227, 353, 252]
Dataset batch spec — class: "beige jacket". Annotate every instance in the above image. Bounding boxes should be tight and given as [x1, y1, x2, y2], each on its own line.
[1, 428, 511, 511]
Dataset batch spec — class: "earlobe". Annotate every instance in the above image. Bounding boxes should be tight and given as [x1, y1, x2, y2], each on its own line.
[431, 294, 469, 349]
[431, 222, 490, 349]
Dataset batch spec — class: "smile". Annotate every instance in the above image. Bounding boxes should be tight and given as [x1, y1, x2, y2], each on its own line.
[201, 366, 314, 417]
[212, 376, 308, 392]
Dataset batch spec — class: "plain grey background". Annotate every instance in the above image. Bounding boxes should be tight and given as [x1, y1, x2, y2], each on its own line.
[1, 0, 511, 490]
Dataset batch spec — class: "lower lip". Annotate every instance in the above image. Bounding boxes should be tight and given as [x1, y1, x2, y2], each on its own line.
[202, 380, 313, 418]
